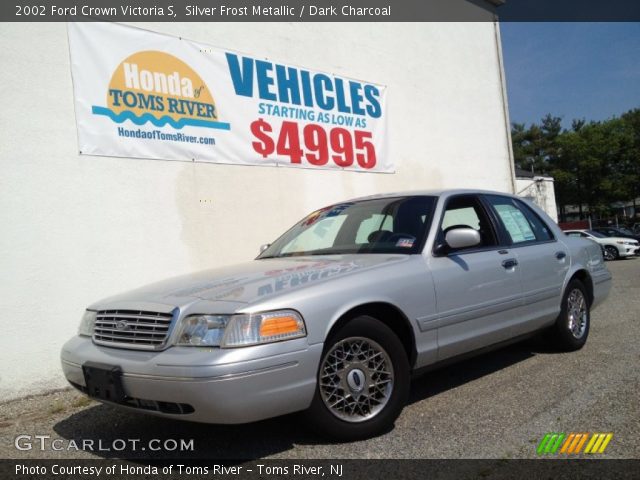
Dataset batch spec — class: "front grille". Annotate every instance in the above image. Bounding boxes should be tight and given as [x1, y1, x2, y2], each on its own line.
[93, 310, 174, 350]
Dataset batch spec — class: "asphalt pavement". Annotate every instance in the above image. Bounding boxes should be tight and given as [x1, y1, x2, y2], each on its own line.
[1, 259, 638, 460]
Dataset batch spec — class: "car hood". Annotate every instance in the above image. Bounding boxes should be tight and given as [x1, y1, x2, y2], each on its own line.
[88, 254, 410, 312]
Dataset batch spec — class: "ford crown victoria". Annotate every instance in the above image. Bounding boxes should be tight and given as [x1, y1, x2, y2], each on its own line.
[61, 190, 612, 439]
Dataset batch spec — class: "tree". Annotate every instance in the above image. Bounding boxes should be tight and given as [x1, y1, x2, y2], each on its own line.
[551, 119, 633, 220]
[620, 109, 640, 217]
[511, 114, 562, 175]
[513, 111, 637, 222]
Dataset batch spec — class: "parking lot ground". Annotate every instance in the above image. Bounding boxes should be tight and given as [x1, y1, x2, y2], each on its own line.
[1, 259, 638, 460]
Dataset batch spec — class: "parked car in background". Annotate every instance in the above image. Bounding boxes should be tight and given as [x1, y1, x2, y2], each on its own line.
[62, 190, 612, 440]
[564, 229, 639, 260]
[593, 227, 640, 243]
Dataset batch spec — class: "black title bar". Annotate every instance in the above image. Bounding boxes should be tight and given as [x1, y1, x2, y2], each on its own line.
[3, 459, 640, 480]
[3, 0, 640, 22]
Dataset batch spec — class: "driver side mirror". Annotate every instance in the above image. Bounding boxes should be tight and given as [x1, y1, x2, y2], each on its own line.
[435, 228, 481, 255]
[445, 228, 481, 249]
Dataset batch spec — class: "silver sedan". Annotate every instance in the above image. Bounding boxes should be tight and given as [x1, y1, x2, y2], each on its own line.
[61, 189, 611, 440]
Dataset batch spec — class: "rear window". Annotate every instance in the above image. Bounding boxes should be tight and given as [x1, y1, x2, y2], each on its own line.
[485, 195, 554, 244]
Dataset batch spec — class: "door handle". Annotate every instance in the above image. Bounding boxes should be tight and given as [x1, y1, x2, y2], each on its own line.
[555, 251, 567, 260]
[502, 258, 518, 269]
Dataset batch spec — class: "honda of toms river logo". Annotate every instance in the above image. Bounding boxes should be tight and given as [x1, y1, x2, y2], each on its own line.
[536, 432, 613, 455]
[92, 51, 230, 131]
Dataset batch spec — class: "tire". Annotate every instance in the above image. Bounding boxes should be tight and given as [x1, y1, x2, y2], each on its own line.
[604, 245, 619, 261]
[306, 315, 410, 441]
[552, 279, 590, 351]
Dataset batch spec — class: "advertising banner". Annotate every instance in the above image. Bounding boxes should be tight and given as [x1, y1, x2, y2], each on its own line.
[68, 22, 391, 172]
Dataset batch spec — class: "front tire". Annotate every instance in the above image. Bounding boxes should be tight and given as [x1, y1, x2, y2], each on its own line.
[306, 316, 410, 441]
[552, 279, 590, 351]
[604, 245, 619, 261]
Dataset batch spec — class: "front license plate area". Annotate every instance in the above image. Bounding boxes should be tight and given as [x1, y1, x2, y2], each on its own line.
[82, 362, 126, 404]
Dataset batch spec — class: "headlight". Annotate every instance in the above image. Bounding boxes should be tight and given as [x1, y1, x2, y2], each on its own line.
[175, 315, 229, 346]
[175, 310, 306, 348]
[78, 310, 97, 336]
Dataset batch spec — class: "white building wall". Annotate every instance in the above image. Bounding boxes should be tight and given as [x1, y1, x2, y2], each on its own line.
[0, 21, 514, 400]
[516, 177, 559, 222]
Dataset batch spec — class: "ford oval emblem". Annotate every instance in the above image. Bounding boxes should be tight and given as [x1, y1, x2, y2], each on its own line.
[115, 321, 128, 330]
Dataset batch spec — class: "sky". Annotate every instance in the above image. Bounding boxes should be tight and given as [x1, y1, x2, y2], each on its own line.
[500, 23, 640, 129]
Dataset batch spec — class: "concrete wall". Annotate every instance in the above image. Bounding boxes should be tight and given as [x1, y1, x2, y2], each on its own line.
[515, 177, 559, 222]
[0, 21, 514, 400]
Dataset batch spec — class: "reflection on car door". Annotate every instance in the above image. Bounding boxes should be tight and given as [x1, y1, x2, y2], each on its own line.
[422, 194, 524, 361]
[483, 195, 568, 335]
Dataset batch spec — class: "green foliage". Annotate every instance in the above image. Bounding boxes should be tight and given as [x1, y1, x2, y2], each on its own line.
[512, 114, 562, 175]
[511, 110, 639, 220]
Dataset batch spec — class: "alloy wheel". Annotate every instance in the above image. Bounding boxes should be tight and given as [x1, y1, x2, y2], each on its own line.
[567, 288, 588, 339]
[319, 337, 394, 422]
[604, 246, 617, 261]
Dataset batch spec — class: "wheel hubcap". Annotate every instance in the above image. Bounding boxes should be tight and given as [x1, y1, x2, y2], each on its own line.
[319, 337, 394, 422]
[567, 288, 588, 339]
[346, 368, 366, 393]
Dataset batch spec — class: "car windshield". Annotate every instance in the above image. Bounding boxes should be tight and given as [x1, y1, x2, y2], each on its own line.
[259, 196, 437, 258]
[586, 230, 606, 238]
[617, 227, 634, 235]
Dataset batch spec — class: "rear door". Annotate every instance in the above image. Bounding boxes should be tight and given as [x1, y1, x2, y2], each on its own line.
[425, 194, 524, 360]
[483, 195, 568, 335]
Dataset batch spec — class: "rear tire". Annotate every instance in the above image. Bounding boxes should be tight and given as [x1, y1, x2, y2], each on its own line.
[552, 279, 590, 351]
[306, 315, 410, 441]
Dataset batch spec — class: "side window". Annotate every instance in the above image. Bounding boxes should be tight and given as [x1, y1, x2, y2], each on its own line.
[485, 195, 554, 244]
[518, 200, 554, 241]
[437, 195, 497, 251]
[566, 232, 581, 238]
[442, 206, 482, 231]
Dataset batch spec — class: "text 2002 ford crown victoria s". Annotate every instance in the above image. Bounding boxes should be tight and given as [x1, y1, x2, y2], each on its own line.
[61, 189, 611, 440]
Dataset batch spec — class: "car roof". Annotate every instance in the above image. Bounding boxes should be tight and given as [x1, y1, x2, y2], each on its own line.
[346, 188, 517, 202]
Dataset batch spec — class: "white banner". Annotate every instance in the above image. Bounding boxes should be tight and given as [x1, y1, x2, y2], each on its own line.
[68, 23, 391, 173]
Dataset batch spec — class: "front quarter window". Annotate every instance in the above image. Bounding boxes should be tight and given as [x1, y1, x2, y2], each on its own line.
[259, 196, 436, 258]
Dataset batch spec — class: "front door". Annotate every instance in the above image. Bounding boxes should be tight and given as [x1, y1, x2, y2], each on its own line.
[425, 194, 524, 361]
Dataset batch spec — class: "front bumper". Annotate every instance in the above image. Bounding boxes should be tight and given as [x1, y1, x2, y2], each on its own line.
[619, 246, 638, 257]
[61, 336, 323, 424]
